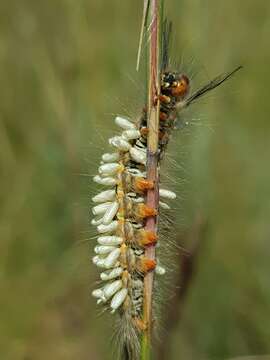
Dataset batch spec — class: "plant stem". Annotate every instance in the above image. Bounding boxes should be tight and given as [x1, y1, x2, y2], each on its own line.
[141, 0, 161, 359]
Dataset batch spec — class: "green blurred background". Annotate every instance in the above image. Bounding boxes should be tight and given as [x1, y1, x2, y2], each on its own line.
[0, 0, 269, 359]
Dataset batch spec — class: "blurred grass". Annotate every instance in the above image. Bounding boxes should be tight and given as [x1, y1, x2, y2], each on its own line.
[0, 1, 270, 359]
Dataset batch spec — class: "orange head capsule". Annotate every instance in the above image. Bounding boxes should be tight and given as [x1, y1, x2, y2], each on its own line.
[171, 74, 190, 98]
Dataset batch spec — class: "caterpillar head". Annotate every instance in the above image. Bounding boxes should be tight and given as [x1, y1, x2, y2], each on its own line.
[162, 72, 190, 99]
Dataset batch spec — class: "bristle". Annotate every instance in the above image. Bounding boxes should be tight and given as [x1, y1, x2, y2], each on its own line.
[113, 310, 140, 360]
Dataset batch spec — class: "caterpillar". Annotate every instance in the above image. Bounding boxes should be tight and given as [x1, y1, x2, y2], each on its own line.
[91, 18, 241, 358]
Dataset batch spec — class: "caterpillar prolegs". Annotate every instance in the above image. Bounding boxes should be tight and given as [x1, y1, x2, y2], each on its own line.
[91, 17, 241, 358]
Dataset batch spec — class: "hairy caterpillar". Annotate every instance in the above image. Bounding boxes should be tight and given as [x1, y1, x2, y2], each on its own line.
[91, 18, 241, 358]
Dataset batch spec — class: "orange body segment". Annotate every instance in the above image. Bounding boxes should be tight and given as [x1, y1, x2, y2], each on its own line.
[133, 317, 147, 331]
[138, 257, 157, 273]
[140, 127, 149, 137]
[134, 178, 154, 192]
[159, 94, 171, 104]
[137, 204, 157, 218]
[159, 111, 168, 121]
[138, 230, 157, 246]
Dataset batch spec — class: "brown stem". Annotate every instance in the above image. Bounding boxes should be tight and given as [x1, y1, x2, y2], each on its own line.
[142, 0, 161, 356]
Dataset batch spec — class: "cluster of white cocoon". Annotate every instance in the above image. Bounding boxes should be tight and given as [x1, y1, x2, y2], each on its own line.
[91, 116, 174, 313]
[91, 116, 144, 313]
[110, 117, 146, 165]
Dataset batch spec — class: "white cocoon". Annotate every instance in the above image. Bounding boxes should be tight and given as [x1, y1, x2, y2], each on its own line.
[92, 289, 104, 299]
[109, 136, 131, 151]
[92, 202, 112, 216]
[159, 201, 171, 210]
[102, 201, 119, 224]
[129, 147, 146, 165]
[103, 279, 122, 299]
[100, 267, 123, 281]
[92, 190, 116, 203]
[94, 245, 117, 255]
[159, 189, 177, 199]
[115, 116, 136, 130]
[99, 163, 120, 176]
[97, 221, 118, 234]
[122, 129, 141, 140]
[102, 152, 120, 162]
[93, 175, 117, 186]
[155, 265, 166, 275]
[110, 288, 128, 313]
[92, 256, 106, 268]
[97, 235, 123, 246]
[91, 217, 104, 226]
[103, 248, 121, 268]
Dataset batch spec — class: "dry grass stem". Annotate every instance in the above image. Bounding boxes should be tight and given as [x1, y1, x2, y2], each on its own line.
[141, 0, 161, 358]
